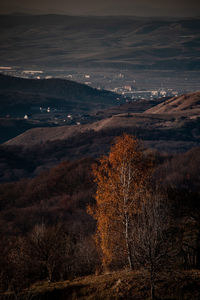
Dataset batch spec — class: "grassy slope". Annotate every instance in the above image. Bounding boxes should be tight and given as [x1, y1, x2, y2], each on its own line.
[1, 269, 200, 300]
[4, 91, 200, 148]
[145, 92, 200, 115]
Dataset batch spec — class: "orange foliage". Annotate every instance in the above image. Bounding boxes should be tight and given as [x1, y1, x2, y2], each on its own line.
[88, 134, 152, 270]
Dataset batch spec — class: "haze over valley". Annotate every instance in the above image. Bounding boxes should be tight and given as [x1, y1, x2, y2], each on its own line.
[0, 15, 200, 95]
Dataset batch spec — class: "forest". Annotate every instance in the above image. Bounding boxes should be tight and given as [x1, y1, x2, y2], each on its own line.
[0, 134, 200, 299]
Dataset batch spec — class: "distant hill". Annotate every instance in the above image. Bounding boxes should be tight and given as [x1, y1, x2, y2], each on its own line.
[0, 74, 116, 102]
[0, 74, 121, 116]
[1, 112, 199, 182]
[5, 92, 200, 148]
[145, 91, 200, 115]
[1, 91, 199, 182]
[2, 113, 174, 147]
[0, 117, 54, 144]
[0, 74, 124, 142]
[0, 15, 199, 70]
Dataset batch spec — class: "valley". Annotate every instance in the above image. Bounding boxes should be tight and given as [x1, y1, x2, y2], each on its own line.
[0, 14, 199, 296]
[0, 77, 200, 182]
[0, 72, 199, 299]
[0, 14, 200, 97]
[0, 6, 200, 300]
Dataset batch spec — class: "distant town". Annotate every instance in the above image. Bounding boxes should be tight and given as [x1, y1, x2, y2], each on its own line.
[1, 66, 199, 102]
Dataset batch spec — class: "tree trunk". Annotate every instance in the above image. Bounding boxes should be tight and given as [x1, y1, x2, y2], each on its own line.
[151, 283, 155, 300]
[125, 211, 134, 269]
[47, 262, 53, 282]
[196, 229, 200, 269]
[150, 269, 155, 300]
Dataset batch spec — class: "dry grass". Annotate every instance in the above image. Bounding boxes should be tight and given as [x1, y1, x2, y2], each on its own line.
[1, 269, 200, 300]
[145, 92, 200, 115]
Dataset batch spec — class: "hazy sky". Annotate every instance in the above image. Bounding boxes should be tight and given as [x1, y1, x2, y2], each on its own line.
[0, 0, 200, 17]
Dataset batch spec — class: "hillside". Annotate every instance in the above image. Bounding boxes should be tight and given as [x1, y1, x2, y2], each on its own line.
[5, 91, 200, 148]
[0, 15, 200, 71]
[2, 112, 192, 147]
[0, 147, 200, 298]
[0, 74, 121, 116]
[1, 91, 199, 182]
[145, 91, 200, 115]
[1, 269, 200, 300]
[0, 117, 56, 144]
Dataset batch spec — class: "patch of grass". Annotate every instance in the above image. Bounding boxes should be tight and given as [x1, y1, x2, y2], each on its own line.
[1, 270, 200, 300]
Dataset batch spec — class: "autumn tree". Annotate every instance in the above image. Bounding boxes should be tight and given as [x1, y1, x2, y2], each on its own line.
[88, 134, 152, 270]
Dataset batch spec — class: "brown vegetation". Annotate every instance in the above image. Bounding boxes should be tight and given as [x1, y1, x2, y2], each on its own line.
[145, 91, 200, 115]
[0, 136, 199, 299]
[1, 270, 200, 300]
[88, 135, 151, 270]
[88, 135, 171, 299]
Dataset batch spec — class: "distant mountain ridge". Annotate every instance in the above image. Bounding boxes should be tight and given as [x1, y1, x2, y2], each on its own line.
[0, 15, 199, 70]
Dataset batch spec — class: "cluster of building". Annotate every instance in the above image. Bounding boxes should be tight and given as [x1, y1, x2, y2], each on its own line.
[0, 66, 188, 102]
[111, 86, 178, 100]
[23, 105, 94, 126]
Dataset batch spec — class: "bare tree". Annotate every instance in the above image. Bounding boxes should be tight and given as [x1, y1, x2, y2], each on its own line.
[132, 186, 169, 300]
[180, 211, 200, 270]
[29, 223, 69, 282]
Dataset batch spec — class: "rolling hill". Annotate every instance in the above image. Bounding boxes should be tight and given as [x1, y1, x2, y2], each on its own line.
[1, 91, 199, 182]
[145, 91, 200, 115]
[0, 74, 124, 143]
[0, 74, 121, 116]
[0, 15, 200, 71]
[0, 74, 170, 144]
[5, 91, 200, 148]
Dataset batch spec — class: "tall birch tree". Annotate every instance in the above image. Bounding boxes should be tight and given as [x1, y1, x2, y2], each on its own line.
[88, 134, 152, 270]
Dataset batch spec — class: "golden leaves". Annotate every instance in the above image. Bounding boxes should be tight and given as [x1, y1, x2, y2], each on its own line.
[88, 134, 153, 269]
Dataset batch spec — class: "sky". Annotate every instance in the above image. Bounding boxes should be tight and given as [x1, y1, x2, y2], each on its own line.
[0, 0, 200, 17]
